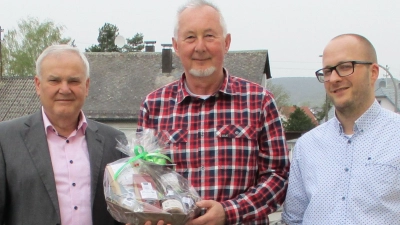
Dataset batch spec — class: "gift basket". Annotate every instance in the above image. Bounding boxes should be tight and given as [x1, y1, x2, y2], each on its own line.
[104, 129, 202, 225]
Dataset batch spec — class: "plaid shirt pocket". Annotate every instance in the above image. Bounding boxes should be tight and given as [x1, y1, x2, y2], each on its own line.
[216, 125, 257, 139]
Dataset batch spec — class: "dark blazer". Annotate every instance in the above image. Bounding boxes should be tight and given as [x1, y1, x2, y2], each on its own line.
[0, 110, 125, 225]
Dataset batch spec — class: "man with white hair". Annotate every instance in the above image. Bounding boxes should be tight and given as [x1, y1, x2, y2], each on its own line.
[138, 1, 289, 224]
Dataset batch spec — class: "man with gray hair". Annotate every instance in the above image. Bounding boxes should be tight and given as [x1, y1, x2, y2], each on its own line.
[0, 45, 125, 225]
[138, 1, 289, 224]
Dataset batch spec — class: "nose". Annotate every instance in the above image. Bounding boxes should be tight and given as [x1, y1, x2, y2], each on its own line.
[194, 38, 206, 52]
[59, 81, 71, 94]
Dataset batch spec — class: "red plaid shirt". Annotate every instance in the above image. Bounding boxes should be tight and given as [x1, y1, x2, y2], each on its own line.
[137, 70, 289, 224]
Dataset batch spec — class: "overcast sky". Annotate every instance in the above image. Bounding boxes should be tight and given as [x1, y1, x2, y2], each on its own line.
[1, 0, 399, 79]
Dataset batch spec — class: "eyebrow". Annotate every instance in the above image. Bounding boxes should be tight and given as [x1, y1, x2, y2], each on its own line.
[47, 75, 60, 79]
[46, 75, 83, 80]
[183, 28, 216, 35]
[323, 61, 349, 69]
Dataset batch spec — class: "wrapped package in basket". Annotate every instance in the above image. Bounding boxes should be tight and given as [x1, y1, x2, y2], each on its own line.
[104, 129, 202, 225]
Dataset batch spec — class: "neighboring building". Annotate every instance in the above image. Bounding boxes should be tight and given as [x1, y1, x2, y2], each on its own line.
[375, 78, 400, 112]
[0, 77, 40, 122]
[0, 50, 271, 137]
[286, 138, 298, 160]
[279, 105, 319, 127]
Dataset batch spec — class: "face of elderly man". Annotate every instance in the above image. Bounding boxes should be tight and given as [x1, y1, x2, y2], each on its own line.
[34, 50, 90, 123]
[173, 5, 231, 78]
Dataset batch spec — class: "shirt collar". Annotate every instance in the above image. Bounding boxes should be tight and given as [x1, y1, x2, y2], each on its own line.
[42, 106, 88, 136]
[333, 100, 381, 135]
[176, 68, 232, 104]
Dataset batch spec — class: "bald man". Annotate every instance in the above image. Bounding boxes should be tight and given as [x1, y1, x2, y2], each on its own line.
[282, 34, 400, 224]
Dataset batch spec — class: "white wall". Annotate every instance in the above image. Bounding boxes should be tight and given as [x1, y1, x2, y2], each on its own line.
[100, 121, 138, 138]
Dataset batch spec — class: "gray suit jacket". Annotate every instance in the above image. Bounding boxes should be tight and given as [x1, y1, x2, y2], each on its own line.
[0, 110, 126, 225]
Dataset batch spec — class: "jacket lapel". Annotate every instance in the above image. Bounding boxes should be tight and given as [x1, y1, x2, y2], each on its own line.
[85, 120, 105, 206]
[23, 110, 61, 218]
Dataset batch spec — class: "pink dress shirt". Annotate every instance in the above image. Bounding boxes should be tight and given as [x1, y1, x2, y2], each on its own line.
[42, 109, 92, 225]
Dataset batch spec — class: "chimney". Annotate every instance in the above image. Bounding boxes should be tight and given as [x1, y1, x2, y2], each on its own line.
[161, 44, 173, 73]
[144, 41, 156, 52]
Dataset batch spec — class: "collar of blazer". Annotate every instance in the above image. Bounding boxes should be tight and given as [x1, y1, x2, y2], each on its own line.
[22, 110, 106, 214]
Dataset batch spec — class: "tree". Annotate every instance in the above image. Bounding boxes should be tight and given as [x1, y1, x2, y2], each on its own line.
[283, 106, 316, 132]
[266, 82, 290, 108]
[86, 23, 120, 52]
[86, 23, 145, 53]
[123, 33, 144, 52]
[315, 96, 332, 122]
[1, 17, 70, 77]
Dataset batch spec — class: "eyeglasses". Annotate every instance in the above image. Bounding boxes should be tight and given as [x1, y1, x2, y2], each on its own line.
[315, 61, 373, 83]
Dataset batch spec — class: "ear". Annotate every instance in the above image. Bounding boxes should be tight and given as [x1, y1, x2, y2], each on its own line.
[370, 63, 379, 84]
[172, 37, 179, 57]
[85, 78, 90, 97]
[224, 33, 231, 54]
[34, 76, 41, 96]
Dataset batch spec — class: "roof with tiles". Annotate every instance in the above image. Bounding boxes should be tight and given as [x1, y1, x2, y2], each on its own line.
[374, 79, 400, 112]
[0, 50, 269, 122]
[0, 77, 41, 122]
[279, 106, 319, 126]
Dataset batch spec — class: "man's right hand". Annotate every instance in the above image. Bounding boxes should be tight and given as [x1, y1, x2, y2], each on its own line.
[186, 200, 226, 225]
[144, 221, 166, 225]
[126, 220, 167, 225]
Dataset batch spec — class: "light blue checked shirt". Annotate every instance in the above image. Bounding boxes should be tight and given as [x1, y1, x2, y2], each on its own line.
[282, 100, 400, 225]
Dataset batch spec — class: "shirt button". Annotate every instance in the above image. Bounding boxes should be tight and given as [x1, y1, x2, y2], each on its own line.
[70, 160, 73, 164]
[66, 140, 70, 143]
[342, 197, 346, 201]
[201, 165, 205, 170]
[72, 183, 76, 186]
[347, 140, 351, 144]
[344, 168, 349, 172]
[74, 206, 78, 210]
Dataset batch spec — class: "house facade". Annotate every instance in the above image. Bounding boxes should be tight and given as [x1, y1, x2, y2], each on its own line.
[375, 78, 400, 113]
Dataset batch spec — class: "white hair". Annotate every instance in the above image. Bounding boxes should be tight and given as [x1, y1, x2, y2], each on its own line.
[189, 67, 216, 77]
[174, 0, 228, 40]
[35, 44, 90, 79]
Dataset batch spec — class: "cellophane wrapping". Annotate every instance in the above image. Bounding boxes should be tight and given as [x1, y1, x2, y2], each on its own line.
[104, 129, 201, 225]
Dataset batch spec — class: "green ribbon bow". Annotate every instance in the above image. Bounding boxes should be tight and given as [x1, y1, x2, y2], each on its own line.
[113, 145, 172, 180]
